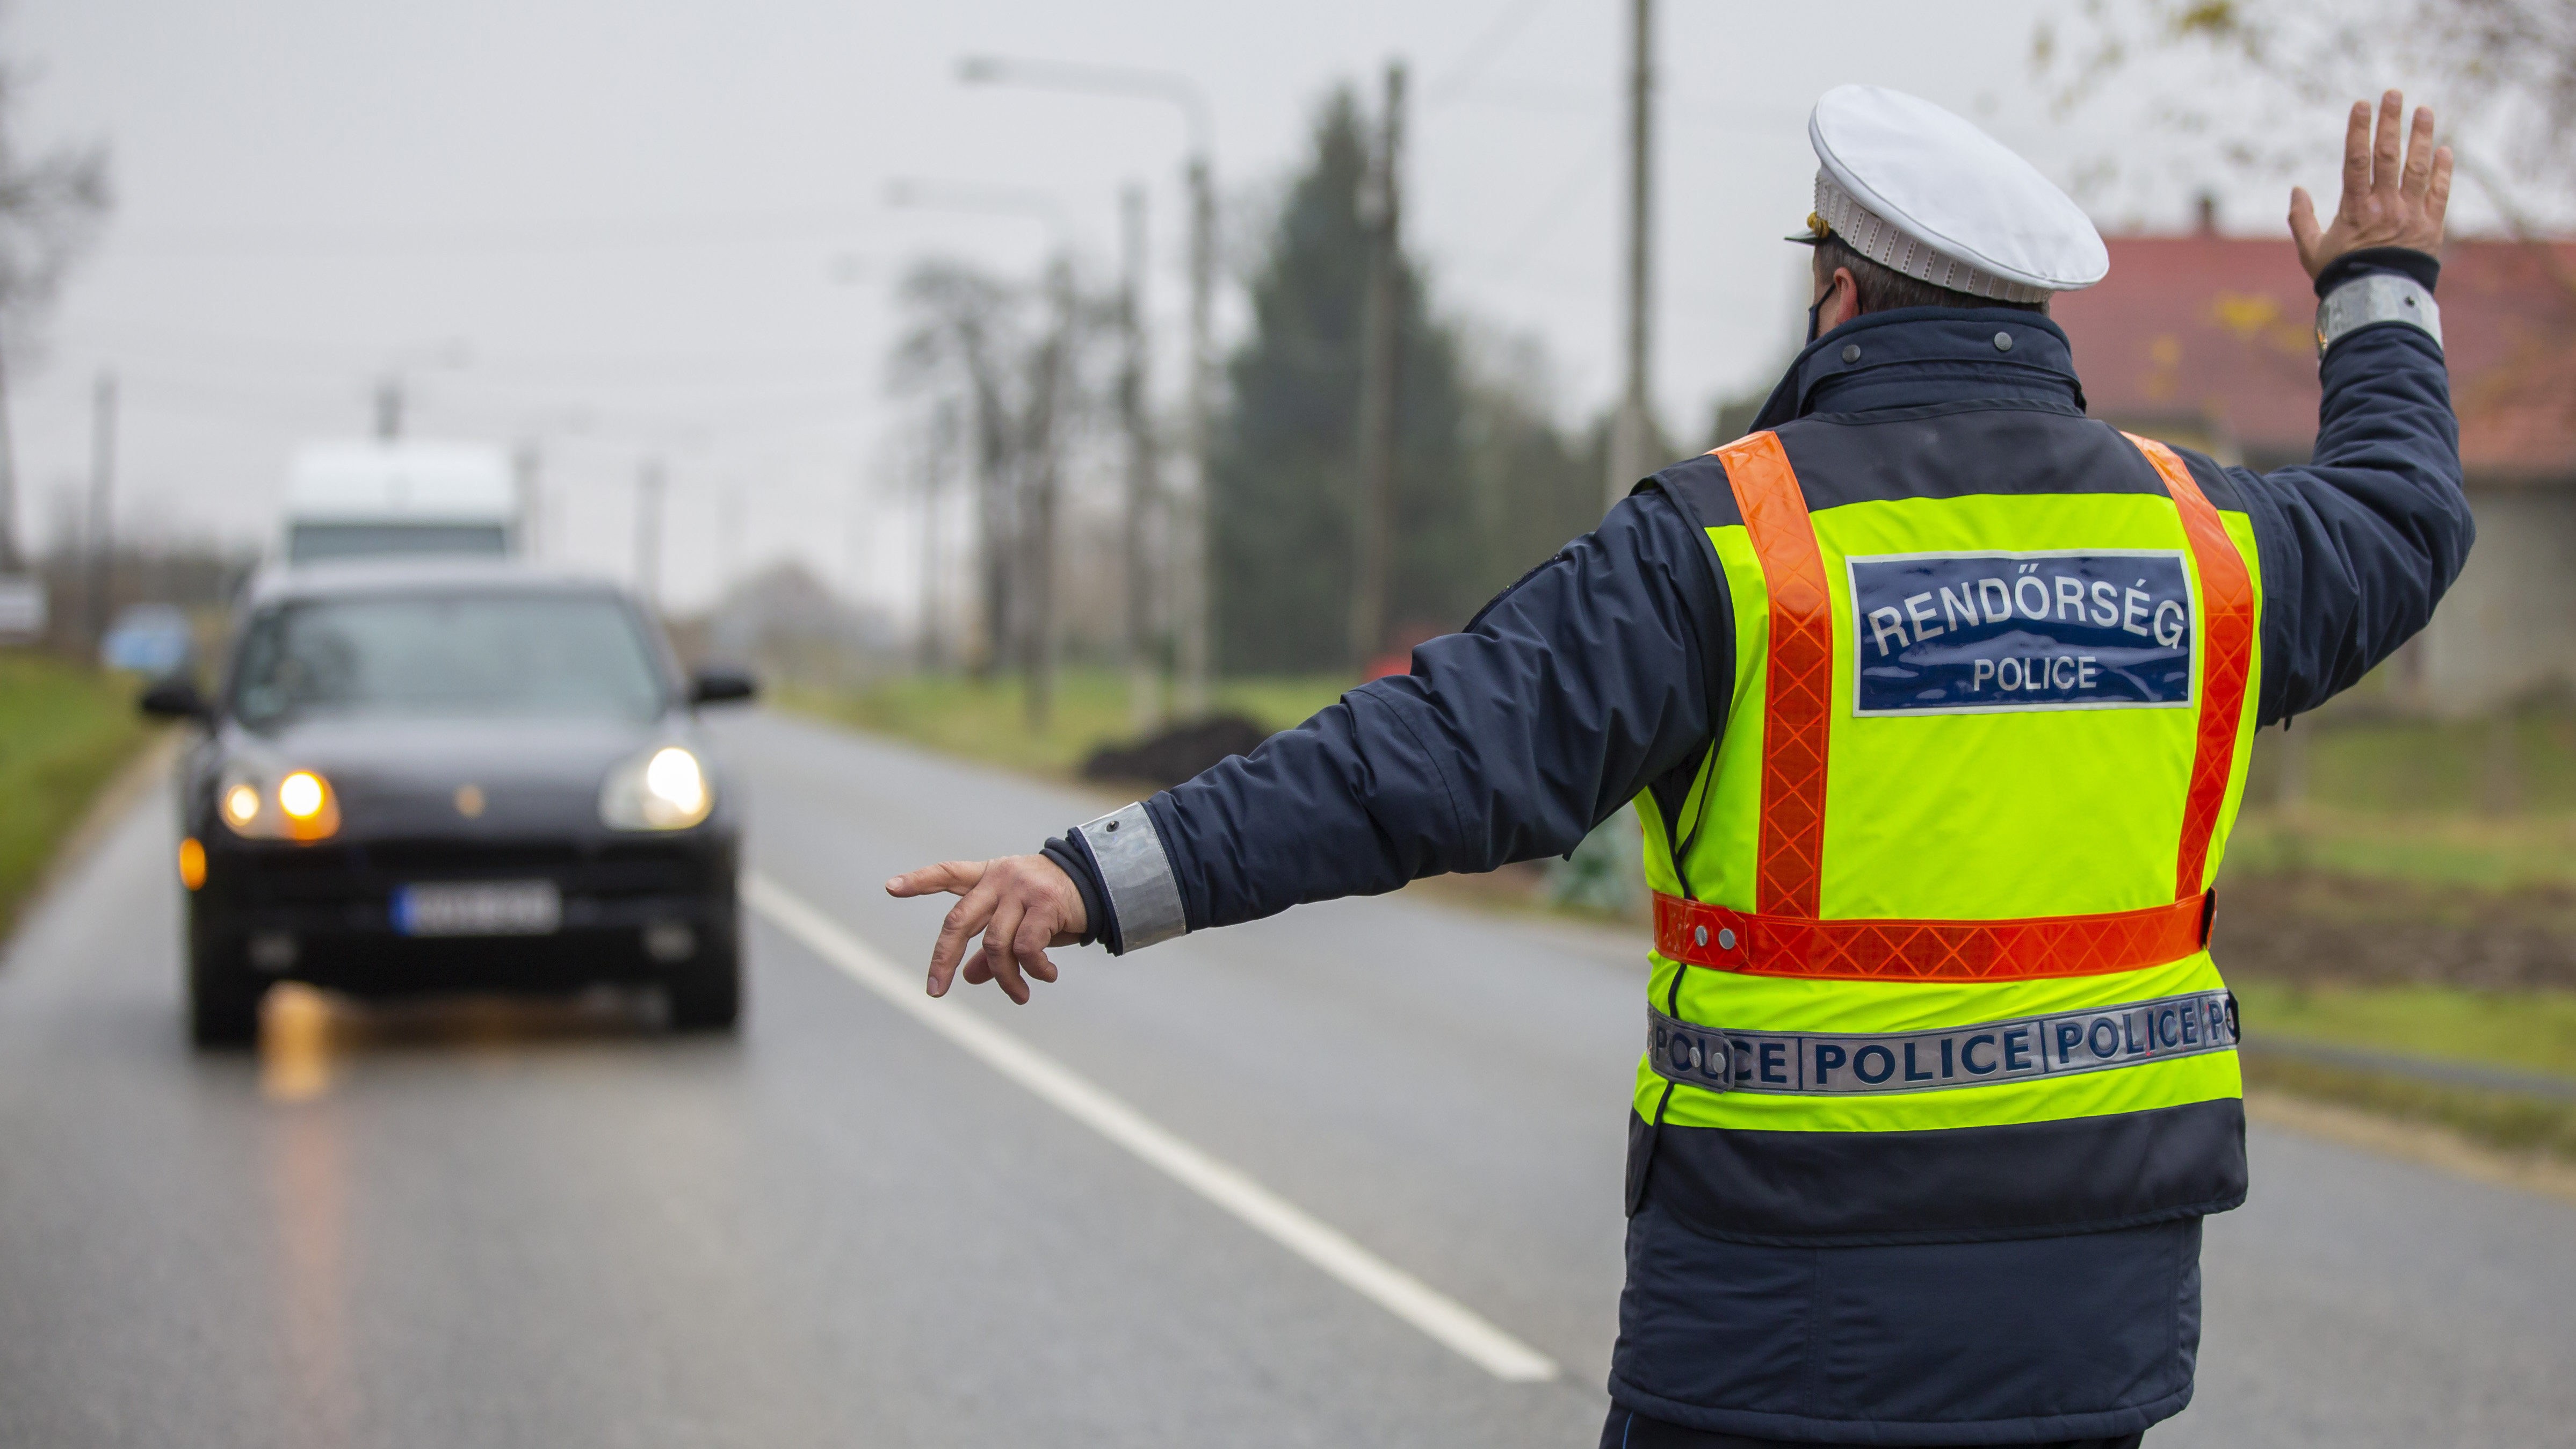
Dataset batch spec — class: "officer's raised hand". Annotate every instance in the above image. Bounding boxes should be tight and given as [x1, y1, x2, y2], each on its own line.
[2290, 89, 2452, 278]
[887, 854, 1086, 1004]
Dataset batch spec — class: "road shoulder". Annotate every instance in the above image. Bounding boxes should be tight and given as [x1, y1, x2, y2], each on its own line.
[2247, 1089, 2576, 1207]
[4, 729, 176, 956]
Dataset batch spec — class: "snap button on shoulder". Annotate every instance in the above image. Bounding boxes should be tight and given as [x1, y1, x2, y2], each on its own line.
[1840, 343, 1862, 364]
[1717, 928, 1738, 950]
[1994, 331, 2014, 351]
[1693, 926, 1709, 948]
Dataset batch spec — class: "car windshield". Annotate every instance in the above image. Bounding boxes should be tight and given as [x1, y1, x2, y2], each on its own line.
[231, 592, 667, 726]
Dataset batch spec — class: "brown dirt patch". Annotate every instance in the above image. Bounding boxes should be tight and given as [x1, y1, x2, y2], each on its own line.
[2213, 871, 2576, 990]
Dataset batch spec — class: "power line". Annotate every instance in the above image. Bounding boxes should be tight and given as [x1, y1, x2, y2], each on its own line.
[1423, 0, 1557, 109]
[1456, 129, 1617, 284]
[67, 319, 889, 380]
[107, 205, 891, 262]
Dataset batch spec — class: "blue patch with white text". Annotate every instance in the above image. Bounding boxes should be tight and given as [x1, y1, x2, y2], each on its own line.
[1847, 551, 2195, 715]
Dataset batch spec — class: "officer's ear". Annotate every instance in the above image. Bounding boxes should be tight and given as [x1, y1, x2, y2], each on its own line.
[1817, 265, 1863, 331]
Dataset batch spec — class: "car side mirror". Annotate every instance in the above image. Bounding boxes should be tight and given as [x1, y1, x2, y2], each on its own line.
[138, 675, 211, 722]
[688, 667, 757, 707]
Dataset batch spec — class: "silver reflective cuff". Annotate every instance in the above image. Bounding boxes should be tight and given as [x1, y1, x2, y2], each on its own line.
[1074, 802, 1186, 953]
[2316, 272, 2441, 355]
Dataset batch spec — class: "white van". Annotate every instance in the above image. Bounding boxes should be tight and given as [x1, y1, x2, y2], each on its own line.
[283, 440, 519, 565]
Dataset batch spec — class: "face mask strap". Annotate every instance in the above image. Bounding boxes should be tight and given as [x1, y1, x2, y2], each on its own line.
[1807, 272, 1842, 343]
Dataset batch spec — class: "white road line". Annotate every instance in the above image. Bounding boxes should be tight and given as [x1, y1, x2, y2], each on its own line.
[743, 871, 1561, 1384]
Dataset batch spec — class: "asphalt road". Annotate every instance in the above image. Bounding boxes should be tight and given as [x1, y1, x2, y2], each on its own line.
[1, 708, 2569, 1447]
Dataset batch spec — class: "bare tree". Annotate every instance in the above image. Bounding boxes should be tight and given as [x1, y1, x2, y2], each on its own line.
[894, 261, 1028, 681]
[2038, 1, 2576, 232]
[0, 64, 110, 571]
[890, 254, 1118, 727]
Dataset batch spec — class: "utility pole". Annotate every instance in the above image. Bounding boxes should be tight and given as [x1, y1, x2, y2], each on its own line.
[719, 487, 746, 596]
[512, 441, 541, 560]
[1350, 59, 1405, 671]
[921, 400, 957, 672]
[1606, 0, 1657, 509]
[635, 458, 664, 612]
[0, 337, 19, 572]
[86, 371, 116, 646]
[1118, 183, 1164, 733]
[1022, 257, 1077, 733]
[374, 377, 404, 441]
[1176, 153, 1215, 716]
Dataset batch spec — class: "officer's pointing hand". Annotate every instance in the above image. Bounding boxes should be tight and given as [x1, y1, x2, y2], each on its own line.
[2290, 89, 2451, 279]
[887, 855, 1088, 1005]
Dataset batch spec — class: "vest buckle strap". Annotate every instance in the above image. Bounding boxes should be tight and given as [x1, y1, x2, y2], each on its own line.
[1653, 890, 2214, 982]
[1647, 990, 2239, 1096]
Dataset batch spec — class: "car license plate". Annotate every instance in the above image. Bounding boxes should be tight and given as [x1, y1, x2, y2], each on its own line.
[393, 881, 562, 937]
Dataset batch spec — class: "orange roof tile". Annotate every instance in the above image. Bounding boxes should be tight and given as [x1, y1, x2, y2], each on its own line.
[2053, 235, 2576, 484]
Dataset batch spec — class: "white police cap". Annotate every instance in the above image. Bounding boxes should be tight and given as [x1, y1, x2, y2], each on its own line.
[1795, 84, 2108, 302]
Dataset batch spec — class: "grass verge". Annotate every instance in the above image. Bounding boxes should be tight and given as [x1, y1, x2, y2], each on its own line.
[0, 651, 155, 937]
[2225, 807, 2576, 893]
[2227, 978, 2576, 1173]
[2231, 980, 2576, 1084]
[2241, 1051, 2576, 1163]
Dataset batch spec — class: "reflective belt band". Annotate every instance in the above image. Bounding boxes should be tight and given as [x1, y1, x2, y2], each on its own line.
[1653, 890, 2214, 982]
[1648, 990, 2239, 1097]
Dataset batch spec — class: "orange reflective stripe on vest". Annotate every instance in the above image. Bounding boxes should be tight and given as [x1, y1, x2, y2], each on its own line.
[1716, 431, 1833, 920]
[2127, 433, 2256, 902]
[1665, 428, 2255, 981]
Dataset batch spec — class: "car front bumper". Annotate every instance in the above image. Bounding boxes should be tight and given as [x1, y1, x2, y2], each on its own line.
[190, 829, 737, 996]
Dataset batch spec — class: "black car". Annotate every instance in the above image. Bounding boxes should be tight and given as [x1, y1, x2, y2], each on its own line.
[142, 559, 755, 1045]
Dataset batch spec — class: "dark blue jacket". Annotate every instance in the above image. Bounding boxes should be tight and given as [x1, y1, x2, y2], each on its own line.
[1050, 250, 2468, 1442]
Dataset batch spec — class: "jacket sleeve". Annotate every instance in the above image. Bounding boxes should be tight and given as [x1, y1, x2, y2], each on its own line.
[2191, 249, 2473, 725]
[1059, 487, 1728, 949]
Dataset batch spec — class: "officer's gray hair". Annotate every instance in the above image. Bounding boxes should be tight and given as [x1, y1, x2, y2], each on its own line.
[1816, 235, 2050, 318]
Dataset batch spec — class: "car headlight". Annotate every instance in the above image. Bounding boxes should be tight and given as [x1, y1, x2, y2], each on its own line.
[600, 744, 713, 830]
[216, 762, 341, 841]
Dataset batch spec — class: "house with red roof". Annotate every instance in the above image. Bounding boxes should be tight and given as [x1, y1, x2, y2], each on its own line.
[2052, 217, 2576, 715]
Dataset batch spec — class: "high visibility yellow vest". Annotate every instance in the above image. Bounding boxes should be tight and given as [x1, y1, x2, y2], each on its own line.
[1629, 420, 2258, 1241]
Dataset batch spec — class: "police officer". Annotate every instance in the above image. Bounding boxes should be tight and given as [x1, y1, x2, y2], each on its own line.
[891, 85, 2467, 1447]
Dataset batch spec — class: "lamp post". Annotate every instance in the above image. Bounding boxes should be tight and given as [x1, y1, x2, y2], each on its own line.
[959, 54, 1217, 718]
[1117, 183, 1163, 732]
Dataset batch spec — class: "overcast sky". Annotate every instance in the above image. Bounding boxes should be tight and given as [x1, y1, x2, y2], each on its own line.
[5, 0, 2447, 616]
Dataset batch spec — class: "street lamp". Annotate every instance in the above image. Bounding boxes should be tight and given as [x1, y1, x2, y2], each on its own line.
[959, 54, 1217, 718]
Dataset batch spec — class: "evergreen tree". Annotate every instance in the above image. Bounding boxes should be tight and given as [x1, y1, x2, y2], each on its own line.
[1210, 88, 1477, 674]
[1459, 336, 1615, 596]
[1211, 84, 1670, 678]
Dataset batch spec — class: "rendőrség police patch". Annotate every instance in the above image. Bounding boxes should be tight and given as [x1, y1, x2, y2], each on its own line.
[1847, 550, 2194, 715]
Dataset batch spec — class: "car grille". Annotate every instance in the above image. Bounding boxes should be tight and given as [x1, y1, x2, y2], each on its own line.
[237, 837, 717, 905]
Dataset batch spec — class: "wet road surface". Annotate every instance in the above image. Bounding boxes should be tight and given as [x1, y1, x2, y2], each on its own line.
[0, 709, 2567, 1446]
